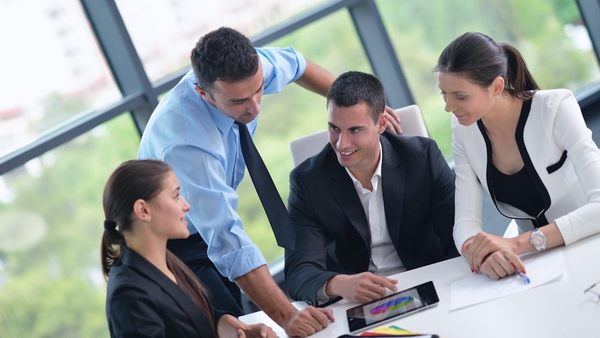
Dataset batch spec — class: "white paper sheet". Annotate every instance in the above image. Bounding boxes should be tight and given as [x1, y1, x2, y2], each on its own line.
[449, 249, 565, 311]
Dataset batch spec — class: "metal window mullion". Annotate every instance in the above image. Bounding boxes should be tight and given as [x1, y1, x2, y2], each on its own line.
[576, 0, 600, 68]
[80, 0, 157, 134]
[0, 94, 146, 175]
[347, 0, 414, 108]
[571, 1, 600, 112]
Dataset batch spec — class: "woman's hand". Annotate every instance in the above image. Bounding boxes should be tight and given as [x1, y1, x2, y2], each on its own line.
[462, 232, 525, 275]
[478, 248, 524, 279]
[218, 314, 278, 338]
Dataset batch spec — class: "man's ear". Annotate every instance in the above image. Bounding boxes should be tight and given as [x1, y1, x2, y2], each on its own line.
[378, 111, 388, 134]
[491, 76, 505, 96]
[194, 84, 210, 100]
[132, 199, 151, 223]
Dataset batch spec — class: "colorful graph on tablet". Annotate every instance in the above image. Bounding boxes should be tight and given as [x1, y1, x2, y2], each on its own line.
[369, 296, 415, 315]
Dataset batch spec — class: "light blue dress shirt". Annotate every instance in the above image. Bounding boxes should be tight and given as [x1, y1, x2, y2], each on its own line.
[138, 47, 306, 280]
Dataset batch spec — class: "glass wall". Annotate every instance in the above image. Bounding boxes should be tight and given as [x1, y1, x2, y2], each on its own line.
[0, 114, 139, 337]
[0, 0, 120, 159]
[379, 0, 600, 157]
[116, 0, 324, 82]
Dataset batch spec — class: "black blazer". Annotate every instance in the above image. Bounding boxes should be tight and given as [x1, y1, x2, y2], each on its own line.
[106, 246, 218, 338]
[285, 132, 458, 305]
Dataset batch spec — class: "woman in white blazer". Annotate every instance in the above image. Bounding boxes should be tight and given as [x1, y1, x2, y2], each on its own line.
[436, 32, 600, 279]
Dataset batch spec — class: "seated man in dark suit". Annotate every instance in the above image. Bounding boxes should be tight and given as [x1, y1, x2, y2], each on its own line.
[285, 71, 459, 306]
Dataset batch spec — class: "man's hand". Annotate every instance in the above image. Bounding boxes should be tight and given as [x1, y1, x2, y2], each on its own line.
[462, 232, 523, 274]
[283, 306, 334, 337]
[384, 106, 402, 134]
[236, 265, 334, 337]
[326, 272, 398, 303]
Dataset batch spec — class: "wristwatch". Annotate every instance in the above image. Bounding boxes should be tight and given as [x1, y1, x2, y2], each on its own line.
[530, 228, 547, 251]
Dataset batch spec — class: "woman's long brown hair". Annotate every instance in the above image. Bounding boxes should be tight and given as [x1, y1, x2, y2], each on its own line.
[101, 160, 214, 329]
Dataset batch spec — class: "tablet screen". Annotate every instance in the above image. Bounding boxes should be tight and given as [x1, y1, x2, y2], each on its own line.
[346, 281, 439, 333]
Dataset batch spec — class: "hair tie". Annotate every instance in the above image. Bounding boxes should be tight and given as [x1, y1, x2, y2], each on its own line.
[104, 220, 117, 231]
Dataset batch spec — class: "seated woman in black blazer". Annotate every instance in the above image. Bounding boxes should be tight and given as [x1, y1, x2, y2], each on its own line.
[101, 159, 276, 338]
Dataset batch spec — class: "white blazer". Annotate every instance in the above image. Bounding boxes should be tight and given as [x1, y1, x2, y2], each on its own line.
[452, 89, 600, 251]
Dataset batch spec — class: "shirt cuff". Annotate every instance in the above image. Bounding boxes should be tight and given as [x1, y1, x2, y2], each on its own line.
[212, 243, 266, 280]
[316, 281, 330, 305]
[453, 222, 481, 254]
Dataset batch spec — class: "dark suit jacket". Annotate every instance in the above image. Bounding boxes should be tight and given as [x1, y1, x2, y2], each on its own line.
[285, 132, 458, 305]
[106, 246, 219, 338]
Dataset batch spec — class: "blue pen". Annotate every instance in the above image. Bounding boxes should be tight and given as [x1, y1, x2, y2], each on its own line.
[516, 271, 530, 284]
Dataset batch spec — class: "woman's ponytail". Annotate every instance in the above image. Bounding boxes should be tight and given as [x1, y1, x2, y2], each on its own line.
[100, 219, 124, 280]
[501, 43, 540, 100]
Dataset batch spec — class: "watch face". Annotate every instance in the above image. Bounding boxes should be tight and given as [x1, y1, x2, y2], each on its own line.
[530, 230, 546, 251]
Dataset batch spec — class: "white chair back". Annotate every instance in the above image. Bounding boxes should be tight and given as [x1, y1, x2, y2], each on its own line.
[289, 130, 329, 168]
[289, 105, 428, 167]
[396, 104, 428, 137]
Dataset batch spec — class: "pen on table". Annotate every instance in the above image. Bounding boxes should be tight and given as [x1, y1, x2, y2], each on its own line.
[516, 271, 530, 284]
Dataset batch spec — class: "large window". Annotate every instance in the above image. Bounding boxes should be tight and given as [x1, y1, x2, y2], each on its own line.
[116, 0, 324, 82]
[0, 114, 139, 337]
[0, 0, 120, 159]
[379, 0, 600, 157]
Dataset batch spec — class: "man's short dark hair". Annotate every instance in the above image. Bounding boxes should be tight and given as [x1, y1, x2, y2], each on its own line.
[191, 27, 258, 90]
[326, 71, 386, 122]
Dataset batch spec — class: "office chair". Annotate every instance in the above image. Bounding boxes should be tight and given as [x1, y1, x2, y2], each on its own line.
[289, 104, 429, 167]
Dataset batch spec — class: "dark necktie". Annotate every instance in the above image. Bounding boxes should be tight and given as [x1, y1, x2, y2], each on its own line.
[235, 121, 295, 250]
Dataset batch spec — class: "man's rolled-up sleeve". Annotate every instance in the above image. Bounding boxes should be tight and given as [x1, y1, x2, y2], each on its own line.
[162, 144, 266, 280]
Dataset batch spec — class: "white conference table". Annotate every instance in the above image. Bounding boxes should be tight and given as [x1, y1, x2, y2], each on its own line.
[241, 233, 600, 338]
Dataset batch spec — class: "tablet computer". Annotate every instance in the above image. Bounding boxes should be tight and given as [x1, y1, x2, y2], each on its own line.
[346, 281, 439, 333]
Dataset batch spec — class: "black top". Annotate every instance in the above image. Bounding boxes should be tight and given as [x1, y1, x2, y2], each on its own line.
[106, 246, 221, 338]
[479, 98, 552, 228]
[490, 164, 545, 227]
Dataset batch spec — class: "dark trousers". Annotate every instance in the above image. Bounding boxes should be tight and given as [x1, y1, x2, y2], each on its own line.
[167, 233, 244, 316]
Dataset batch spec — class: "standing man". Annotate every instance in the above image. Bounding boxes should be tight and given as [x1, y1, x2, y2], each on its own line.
[138, 27, 374, 337]
[285, 71, 458, 306]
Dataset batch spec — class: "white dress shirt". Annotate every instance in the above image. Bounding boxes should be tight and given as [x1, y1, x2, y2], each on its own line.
[345, 142, 405, 275]
[318, 142, 406, 303]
